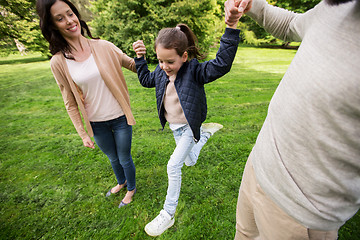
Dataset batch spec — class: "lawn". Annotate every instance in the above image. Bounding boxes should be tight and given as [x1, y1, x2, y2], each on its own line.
[0, 47, 359, 240]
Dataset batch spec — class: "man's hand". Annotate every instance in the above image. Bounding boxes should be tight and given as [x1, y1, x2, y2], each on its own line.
[238, 0, 252, 13]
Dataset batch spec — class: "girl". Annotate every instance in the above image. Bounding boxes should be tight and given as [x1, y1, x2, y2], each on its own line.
[36, 0, 136, 207]
[133, 21, 240, 236]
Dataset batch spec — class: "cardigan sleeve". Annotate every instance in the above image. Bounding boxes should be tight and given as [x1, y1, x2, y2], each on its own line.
[50, 55, 89, 139]
[108, 41, 137, 73]
[122, 53, 137, 73]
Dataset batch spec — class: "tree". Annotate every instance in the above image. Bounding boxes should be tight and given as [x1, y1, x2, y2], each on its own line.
[72, 0, 93, 22]
[0, 0, 49, 56]
[90, 0, 224, 63]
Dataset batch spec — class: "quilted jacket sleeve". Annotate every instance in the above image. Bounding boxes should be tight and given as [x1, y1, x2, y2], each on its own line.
[134, 57, 158, 88]
[196, 27, 240, 84]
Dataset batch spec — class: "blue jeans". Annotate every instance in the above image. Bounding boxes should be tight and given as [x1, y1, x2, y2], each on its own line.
[90, 115, 136, 191]
[164, 124, 210, 216]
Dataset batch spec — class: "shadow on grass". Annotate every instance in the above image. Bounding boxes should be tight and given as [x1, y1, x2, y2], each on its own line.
[0, 55, 49, 65]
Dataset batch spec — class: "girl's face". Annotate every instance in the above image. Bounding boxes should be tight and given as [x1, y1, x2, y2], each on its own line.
[156, 45, 188, 77]
[50, 0, 81, 40]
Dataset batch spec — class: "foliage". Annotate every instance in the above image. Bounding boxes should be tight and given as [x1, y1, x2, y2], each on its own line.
[90, 0, 224, 63]
[237, 21, 269, 46]
[272, 0, 321, 13]
[72, 0, 93, 21]
[0, 0, 50, 56]
[1, 49, 359, 240]
[0, 0, 323, 57]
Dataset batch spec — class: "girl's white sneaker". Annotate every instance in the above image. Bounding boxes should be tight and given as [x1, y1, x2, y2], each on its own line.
[144, 210, 175, 236]
[202, 123, 223, 136]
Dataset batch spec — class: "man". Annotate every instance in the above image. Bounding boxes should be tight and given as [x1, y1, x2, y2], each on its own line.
[225, 0, 360, 239]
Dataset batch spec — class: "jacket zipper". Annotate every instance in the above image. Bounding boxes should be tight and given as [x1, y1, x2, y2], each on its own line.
[173, 79, 199, 143]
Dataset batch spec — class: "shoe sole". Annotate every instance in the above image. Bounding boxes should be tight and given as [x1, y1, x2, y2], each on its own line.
[144, 219, 175, 237]
[202, 123, 223, 135]
[202, 123, 223, 129]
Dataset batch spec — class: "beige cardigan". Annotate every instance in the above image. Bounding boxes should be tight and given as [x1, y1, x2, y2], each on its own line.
[50, 39, 137, 140]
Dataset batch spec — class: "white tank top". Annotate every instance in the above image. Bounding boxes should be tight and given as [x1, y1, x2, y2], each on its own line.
[66, 54, 124, 122]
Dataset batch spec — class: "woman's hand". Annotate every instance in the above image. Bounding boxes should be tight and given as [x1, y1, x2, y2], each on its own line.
[82, 136, 95, 149]
[133, 40, 146, 58]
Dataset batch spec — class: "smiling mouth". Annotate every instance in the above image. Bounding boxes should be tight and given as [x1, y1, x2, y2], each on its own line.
[68, 25, 77, 31]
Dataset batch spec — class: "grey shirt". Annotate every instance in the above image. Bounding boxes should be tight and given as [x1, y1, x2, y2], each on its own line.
[247, 0, 360, 230]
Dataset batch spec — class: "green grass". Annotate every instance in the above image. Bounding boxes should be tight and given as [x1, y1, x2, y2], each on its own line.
[1, 48, 359, 240]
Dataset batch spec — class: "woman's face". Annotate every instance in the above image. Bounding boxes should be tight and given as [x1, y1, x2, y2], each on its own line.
[50, 0, 81, 40]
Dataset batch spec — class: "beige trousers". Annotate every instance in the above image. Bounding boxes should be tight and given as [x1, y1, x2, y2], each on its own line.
[235, 159, 338, 240]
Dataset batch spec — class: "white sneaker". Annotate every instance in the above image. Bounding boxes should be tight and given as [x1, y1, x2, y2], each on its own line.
[144, 210, 175, 236]
[202, 123, 223, 136]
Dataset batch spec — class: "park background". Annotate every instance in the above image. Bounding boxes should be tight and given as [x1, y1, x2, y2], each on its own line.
[1, 0, 359, 239]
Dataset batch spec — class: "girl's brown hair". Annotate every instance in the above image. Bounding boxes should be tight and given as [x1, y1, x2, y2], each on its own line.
[154, 23, 204, 60]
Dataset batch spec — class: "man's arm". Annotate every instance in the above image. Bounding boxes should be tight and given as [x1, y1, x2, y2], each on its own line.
[226, 0, 320, 42]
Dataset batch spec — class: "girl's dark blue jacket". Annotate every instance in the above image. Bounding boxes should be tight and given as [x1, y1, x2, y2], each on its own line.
[134, 28, 240, 142]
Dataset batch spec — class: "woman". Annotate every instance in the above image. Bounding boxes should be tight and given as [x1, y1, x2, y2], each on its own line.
[36, 0, 137, 207]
